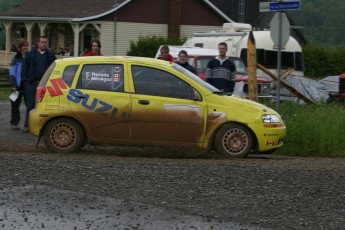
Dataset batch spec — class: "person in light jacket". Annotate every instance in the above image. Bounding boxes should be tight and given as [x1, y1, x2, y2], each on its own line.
[9, 39, 29, 130]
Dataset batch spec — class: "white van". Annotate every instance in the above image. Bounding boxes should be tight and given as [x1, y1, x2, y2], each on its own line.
[154, 45, 271, 97]
[183, 23, 304, 76]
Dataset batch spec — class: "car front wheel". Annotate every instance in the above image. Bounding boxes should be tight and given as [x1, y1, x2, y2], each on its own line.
[44, 118, 84, 153]
[214, 123, 254, 158]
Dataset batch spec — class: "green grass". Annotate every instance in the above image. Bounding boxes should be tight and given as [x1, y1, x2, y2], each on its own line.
[275, 101, 345, 157]
[0, 68, 11, 100]
[0, 87, 11, 100]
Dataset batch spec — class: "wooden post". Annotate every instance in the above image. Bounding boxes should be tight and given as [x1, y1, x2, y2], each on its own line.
[247, 31, 258, 102]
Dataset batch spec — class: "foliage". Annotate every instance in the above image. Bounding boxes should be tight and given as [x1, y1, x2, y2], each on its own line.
[289, 0, 345, 48]
[275, 101, 345, 157]
[0, 0, 23, 13]
[303, 45, 345, 78]
[127, 35, 186, 58]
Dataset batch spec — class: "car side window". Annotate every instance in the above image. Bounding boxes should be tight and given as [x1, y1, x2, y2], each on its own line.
[131, 65, 193, 100]
[62, 65, 79, 87]
[77, 64, 124, 92]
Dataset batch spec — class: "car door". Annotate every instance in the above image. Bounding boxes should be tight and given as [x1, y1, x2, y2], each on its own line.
[129, 65, 206, 143]
[67, 62, 131, 140]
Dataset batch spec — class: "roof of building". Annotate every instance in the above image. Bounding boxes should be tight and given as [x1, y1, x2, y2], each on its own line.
[0, 0, 232, 22]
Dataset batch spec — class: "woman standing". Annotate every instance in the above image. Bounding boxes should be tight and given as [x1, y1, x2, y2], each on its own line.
[176, 50, 197, 75]
[9, 39, 29, 130]
[83, 38, 103, 56]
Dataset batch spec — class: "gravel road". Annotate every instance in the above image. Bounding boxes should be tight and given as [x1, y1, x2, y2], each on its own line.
[1, 100, 345, 230]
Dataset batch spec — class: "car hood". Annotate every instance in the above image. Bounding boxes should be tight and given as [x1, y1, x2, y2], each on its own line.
[205, 94, 281, 124]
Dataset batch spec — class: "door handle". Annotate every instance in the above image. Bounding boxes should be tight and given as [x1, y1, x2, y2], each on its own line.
[138, 100, 150, 105]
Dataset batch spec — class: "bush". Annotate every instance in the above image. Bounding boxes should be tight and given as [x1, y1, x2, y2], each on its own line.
[275, 101, 345, 157]
[127, 35, 186, 58]
[303, 45, 345, 78]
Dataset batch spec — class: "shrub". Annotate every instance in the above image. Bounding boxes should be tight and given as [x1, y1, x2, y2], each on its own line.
[303, 45, 345, 78]
[275, 101, 345, 156]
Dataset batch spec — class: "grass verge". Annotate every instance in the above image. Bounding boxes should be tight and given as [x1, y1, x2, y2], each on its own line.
[275, 101, 345, 157]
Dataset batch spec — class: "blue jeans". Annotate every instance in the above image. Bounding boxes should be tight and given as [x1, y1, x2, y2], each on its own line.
[24, 81, 38, 128]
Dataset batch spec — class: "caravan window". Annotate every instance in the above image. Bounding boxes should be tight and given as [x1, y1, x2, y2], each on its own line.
[240, 49, 304, 72]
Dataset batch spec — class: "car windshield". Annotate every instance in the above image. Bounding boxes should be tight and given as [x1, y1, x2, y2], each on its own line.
[172, 63, 221, 93]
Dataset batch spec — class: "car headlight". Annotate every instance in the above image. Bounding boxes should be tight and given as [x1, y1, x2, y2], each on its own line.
[262, 114, 281, 123]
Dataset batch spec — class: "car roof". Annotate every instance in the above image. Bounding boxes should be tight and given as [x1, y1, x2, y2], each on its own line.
[55, 55, 173, 66]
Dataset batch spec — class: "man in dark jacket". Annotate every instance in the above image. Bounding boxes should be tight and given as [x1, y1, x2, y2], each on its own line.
[21, 35, 56, 132]
[206, 42, 236, 93]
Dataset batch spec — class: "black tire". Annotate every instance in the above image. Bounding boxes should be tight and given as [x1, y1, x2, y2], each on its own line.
[44, 118, 84, 153]
[214, 123, 254, 158]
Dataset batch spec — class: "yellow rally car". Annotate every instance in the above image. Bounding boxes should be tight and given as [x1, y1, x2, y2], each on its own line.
[29, 56, 286, 157]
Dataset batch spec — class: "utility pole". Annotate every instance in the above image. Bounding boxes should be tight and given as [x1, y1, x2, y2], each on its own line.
[238, 0, 245, 22]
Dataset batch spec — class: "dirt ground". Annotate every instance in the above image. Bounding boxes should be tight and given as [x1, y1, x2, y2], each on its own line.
[1, 100, 345, 230]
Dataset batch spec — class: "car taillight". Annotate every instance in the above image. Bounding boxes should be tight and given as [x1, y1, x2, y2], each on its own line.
[36, 87, 46, 103]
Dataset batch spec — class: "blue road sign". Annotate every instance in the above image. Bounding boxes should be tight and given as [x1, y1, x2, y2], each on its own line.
[260, 1, 300, 12]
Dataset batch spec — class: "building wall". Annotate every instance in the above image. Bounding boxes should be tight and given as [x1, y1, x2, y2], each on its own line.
[109, 22, 224, 56]
[100, 22, 116, 56]
[114, 22, 167, 55]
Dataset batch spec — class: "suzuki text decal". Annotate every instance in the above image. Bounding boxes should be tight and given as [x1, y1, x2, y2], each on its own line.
[67, 89, 119, 119]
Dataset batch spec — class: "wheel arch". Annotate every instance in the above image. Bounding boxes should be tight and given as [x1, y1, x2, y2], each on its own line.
[39, 116, 88, 144]
[209, 121, 258, 153]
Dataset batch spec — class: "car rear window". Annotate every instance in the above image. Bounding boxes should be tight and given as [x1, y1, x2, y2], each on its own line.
[77, 64, 124, 92]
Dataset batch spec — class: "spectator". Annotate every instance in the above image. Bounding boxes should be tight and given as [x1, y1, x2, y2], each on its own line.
[9, 39, 29, 130]
[176, 50, 197, 75]
[83, 39, 103, 56]
[57, 47, 65, 55]
[21, 35, 56, 132]
[206, 42, 236, 93]
[64, 48, 71, 56]
[157, 45, 174, 62]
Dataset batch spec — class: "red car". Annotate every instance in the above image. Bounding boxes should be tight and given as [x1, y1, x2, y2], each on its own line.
[189, 55, 271, 97]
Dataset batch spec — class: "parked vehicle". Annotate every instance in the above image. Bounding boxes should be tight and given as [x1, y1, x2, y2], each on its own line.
[183, 22, 305, 76]
[155, 45, 271, 97]
[29, 56, 286, 157]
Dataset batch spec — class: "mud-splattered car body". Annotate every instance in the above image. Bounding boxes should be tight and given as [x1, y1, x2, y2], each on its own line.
[29, 56, 286, 157]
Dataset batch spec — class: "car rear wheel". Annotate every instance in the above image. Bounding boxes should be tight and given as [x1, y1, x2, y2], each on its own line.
[214, 123, 253, 158]
[44, 118, 84, 153]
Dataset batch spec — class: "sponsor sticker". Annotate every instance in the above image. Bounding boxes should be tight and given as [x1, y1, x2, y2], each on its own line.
[267, 141, 275, 146]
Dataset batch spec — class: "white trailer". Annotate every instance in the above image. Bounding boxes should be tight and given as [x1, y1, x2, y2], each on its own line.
[183, 23, 304, 76]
